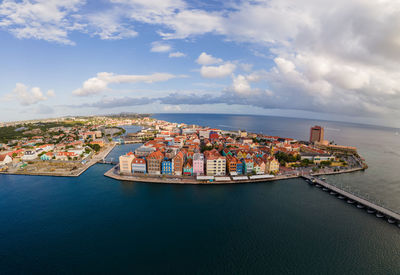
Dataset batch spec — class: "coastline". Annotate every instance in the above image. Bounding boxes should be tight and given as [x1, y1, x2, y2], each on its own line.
[103, 165, 365, 185]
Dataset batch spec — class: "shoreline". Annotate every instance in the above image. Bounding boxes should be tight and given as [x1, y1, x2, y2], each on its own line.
[103, 165, 365, 185]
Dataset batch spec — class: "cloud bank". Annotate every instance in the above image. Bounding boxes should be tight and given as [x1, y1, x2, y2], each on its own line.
[72, 72, 181, 96]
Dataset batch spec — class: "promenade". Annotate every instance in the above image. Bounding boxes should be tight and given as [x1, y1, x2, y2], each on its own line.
[104, 165, 364, 185]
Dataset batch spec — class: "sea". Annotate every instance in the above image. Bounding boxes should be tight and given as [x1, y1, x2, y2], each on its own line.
[0, 114, 399, 274]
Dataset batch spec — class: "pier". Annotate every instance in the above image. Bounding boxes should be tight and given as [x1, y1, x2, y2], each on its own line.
[302, 175, 400, 224]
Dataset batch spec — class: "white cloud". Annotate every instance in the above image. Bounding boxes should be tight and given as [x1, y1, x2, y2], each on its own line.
[200, 63, 236, 78]
[6, 83, 53, 106]
[240, 63, 253, 72]
[232, 75, 252, 94]
[196, 52, 222, 65]
[150, 41, 172, 52]
[0, 0, 85, 45]
[72, 72, 181, 96]
[47, 90, 55, 97]
[169, 51, 186, 58]
[86, 10, 138, 40]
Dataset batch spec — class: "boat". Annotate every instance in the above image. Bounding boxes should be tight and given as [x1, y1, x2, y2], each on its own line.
[356, 204, 365, 209]
[338, 195, 345, 200]
[316, 184, 322, 188]
[376, 213, 384, 218]
[322, 188, 329, 191]
[367, 208, 376, 214]
[388, 218, 396, 224]
[321, 177, 326, 181]
[347, 199, 355, 204]
[330, 191, 337, 195]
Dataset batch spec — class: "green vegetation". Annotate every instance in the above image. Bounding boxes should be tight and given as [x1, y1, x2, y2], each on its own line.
[319, 160, 332, 167]
[87, 143, 101, 152]
[274, 152, 300, 165]
[0, 121, 86, 143]
[201, 145, 214, 152]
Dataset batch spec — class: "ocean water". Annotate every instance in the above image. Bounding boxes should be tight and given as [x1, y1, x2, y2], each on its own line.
[0, 114, 399, 274]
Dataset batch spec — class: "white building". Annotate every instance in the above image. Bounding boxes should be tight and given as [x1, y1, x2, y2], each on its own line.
[0, 154, 12, 166]
[21, 150, 38, 161]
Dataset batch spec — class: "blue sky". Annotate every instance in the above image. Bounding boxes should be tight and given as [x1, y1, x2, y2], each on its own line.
[1, 0, 400, 127]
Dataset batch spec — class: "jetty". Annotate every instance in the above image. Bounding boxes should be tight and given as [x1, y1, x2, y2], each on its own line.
[302, 175, 400, 223]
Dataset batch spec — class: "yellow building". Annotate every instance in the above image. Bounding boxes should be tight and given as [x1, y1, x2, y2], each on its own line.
[119, 153, 136, 174]
[266, 157, 280, 174]
[204, 149, 226, 176]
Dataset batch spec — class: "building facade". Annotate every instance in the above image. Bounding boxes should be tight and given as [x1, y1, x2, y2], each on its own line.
[173, 151, 184, 176]
[119, 154, 136, 174]
[192, 153, 204, 175]
[310, 125, 324, 143]
[162, 159, 173, 175]
[204, 149, 226, 176]
[131, 158, 146, 174]
[147, 150, 164, 175]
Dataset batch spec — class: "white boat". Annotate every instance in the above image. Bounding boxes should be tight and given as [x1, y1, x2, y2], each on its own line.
[356, 204, 365, 209]
[338, 195, 345, 199]
[367, 209, 376, 214]
[388, 218, 396, 224]
[347, 199, 355, 204]
[322, 188, 329, 191]
[330, 191, 337, 195]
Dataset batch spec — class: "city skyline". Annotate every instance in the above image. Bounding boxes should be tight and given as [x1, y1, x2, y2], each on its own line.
[1, 0, 400, 128]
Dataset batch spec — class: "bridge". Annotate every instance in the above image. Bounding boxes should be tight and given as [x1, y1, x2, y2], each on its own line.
[97, 157, 118, 165]
[302, 175, 400, 225]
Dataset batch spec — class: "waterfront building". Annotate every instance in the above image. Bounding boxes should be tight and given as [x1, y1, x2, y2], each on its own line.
[173, 151, 184, 176]
[131, 158, 146, 174]
[119, 153, 136, 174]
[254, 158, 266, 174]
[243, 158, 254, 174]
[147, 150, 164, 175]
[236, 160, 243, 174]
[204, 149, 226, 176]
[226, 155, 238, 174]
[162, 158, 173, 175]
[192, 153, 204, 175]
[183, 159, 193, 176]
[266, 157, 280, 174]
[310, 125, 324, 143]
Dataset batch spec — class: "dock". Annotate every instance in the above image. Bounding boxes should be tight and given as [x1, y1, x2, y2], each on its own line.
[302, 175, 400, 223]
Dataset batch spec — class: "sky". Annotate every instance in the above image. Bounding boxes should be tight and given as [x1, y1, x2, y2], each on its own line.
[1, 0, 400, 127]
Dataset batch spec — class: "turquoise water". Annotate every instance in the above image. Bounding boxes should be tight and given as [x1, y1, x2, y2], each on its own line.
[0, 114, 399, 274]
